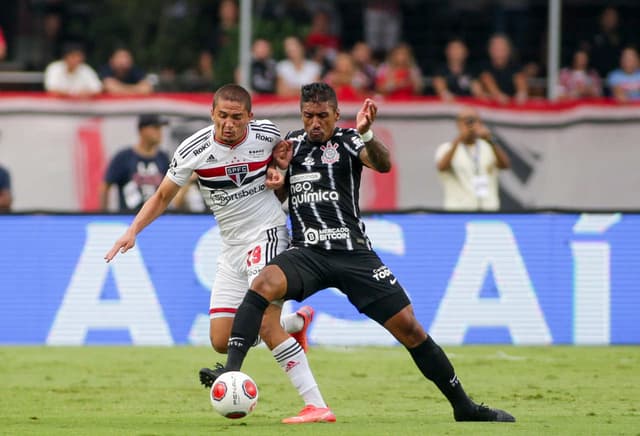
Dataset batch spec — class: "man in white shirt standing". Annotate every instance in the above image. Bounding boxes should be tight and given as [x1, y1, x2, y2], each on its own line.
[44, 43, 102, 98]
[435, 107, 511, 211]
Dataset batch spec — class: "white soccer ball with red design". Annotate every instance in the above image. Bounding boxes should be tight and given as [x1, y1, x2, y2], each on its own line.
[210, 371, 259, 419]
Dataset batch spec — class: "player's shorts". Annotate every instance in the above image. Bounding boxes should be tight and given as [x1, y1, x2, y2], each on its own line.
[210, 226, 289, 319]
[270, 246, 411, 325]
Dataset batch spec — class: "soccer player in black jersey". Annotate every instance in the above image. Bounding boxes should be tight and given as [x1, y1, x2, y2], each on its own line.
[200, 82, 515, 423]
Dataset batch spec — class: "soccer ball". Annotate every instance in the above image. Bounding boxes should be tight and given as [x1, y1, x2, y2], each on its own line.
[209, 371, 259, 419]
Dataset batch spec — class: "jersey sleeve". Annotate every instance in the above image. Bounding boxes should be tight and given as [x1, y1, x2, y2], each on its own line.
[167, 147, 195, 187]
[253, 119, 282, 143]
[342, 128, 366, 157]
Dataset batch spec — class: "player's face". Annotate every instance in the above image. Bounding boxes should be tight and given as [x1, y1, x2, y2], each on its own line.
[211, 99, 253, 145]
[301, 101, 340, 143]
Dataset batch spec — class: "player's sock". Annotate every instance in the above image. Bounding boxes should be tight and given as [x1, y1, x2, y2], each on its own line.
[272, 337, 327, 408]
[407, 335, 474, 414]
[281, 312, 304, 333]
[225, 289, 269, 371]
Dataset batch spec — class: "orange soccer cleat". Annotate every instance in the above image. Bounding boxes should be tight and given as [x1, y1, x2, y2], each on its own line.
[281, 405, 336, 424]
[290, 305, 314, 353]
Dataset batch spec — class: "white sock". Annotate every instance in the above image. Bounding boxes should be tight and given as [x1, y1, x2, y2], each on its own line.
[280, 312, 304, 334]
[272, 337, 327, 408]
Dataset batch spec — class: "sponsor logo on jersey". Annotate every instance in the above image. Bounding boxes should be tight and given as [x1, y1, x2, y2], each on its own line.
[225, 164, 249, 186]
[290, 179, 339, 207]
[303, 156, 315, 167]
[193, 143, 210, 156]
[206, 154, 217, 163]
[255, 133, 273, 143]
[320, 142, 340, 164]
[248, 149, 266, 157]
[209, 184, 266, 206]
[304, 227, 350, 245]
[372, 265, 395, 282]
[290, 172, 321, 184]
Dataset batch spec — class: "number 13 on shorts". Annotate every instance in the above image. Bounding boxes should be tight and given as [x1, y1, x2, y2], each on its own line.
[246, 246, 262, 267]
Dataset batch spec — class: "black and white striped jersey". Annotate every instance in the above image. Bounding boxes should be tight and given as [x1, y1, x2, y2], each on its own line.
[285, 127, 373, 251]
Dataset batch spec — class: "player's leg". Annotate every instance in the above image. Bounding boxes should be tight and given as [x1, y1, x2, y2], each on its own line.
[225, 247, 326, 373]
[341, 250, 515, 422]
[380, 305, 514, 422]
[261, 303, 334, 423]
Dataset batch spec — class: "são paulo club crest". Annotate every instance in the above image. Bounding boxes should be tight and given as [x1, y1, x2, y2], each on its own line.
[320, 142, 340, 164]
[226, 164, 249, 187]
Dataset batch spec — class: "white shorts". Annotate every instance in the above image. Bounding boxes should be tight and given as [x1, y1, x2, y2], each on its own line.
[209, 226, 289, 319]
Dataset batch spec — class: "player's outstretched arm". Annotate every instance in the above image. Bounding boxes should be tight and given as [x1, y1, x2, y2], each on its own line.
[104, 176, 181, 262]
[357, 99, 391, 173]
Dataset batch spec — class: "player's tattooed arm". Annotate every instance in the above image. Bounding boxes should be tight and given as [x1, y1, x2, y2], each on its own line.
[360, 136, 391, 173]
[356, 98, 391, 173]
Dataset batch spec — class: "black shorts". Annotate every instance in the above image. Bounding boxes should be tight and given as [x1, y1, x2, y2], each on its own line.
[269, 246, 411, 325]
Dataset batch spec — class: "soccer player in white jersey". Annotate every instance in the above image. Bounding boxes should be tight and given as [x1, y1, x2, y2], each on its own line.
[104, 84, 334, 423]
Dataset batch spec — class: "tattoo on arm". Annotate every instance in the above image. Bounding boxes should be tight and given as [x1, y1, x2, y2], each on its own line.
[363, 137, 392, 173]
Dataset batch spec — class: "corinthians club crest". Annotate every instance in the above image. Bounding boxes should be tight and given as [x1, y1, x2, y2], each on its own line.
[225, 163, 249, 186]
[321, 142, 340, 164]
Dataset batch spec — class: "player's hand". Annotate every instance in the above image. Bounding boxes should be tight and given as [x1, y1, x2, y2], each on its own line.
[265, 166, 285, 190]
[104, 230, 136, 263]
[272, 140, 292, 169]
[356, 98, 378, 134]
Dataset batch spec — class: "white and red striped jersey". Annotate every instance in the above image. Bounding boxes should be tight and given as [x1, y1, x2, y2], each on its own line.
[167, 119, 286, 244]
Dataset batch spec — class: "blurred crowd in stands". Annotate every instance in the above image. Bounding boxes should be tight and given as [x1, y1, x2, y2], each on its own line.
[0, 0, 639, 103]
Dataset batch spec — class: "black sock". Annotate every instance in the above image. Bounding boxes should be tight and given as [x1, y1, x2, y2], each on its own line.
[225, 290, 270, 371]
[407, 336, 474, 413]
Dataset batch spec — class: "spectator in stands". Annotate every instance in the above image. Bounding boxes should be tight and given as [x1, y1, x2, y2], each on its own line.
[44, 43, 102, 98]
[209, 0, 240, 86]
[181, 50, 216, 92]
[590, 7, 628, 79]
[351, 41, 377, 92]
[276, 36, 321, 97]
[375, 43, 423, 98]
[607, 46, 640, 103]
[479, 34, 528, 104]
[557, 49, 602, 100]
[322, 51, 369, 99]
[100, 114, 170, 212]
[305, 9, 341, 68]
[435, 106, 511, 211]
[99, 48, 153, 95]
[432, 38, 484, 101]
[364, 0, 401, 56]
[0, 162, 11, 212]
[244, 39, 277, 94]
[0, 26, 7, 61]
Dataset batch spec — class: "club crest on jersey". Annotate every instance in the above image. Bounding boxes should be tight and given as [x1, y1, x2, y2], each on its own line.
[321, 142, 340, 164]
[225, 164, 249, 186]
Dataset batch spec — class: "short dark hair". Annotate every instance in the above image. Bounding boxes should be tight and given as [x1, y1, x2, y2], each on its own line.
[300, 82, 338, 110]
[213, 84, 252, 112]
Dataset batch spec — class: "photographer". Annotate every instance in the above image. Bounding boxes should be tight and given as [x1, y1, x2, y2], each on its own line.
[435, 107, 511, 211]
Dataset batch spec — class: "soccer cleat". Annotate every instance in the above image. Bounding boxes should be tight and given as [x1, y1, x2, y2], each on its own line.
[454, 402, 516, 422]
[290, 305, 314, 353]
[281, 405, 336, 424]
[199, 362, 226, 388]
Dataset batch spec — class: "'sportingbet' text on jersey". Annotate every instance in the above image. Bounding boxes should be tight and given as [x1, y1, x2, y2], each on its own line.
[168, 120, 286, 244]
[285, 127, 372, 251]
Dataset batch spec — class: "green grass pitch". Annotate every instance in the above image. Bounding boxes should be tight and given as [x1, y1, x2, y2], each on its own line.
[1, 346, 639, 435]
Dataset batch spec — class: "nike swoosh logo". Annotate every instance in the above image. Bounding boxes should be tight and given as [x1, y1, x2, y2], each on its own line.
[390, 278, 397, 285]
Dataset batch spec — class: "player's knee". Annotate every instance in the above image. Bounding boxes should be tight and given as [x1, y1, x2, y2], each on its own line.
[251, 266, 286, 301]
[210, 334, 228, 354]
